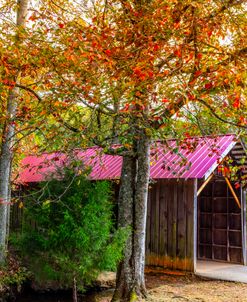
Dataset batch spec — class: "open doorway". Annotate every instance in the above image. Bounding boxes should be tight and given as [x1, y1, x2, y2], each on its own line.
[197, 177, 243, 264]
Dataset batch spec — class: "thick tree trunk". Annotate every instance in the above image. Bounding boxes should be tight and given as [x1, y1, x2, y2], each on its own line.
[112, 133, 150, 302]
[112, 156, 137, 301]
[0, 89, 18, 263]
[0, 0, 28, 263]
[132, 134, 150, 297]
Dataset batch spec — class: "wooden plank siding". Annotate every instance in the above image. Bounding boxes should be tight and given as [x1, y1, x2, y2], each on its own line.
[146, 179, 196, 271]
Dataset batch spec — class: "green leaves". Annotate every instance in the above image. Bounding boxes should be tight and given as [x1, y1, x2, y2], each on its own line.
[12, 168, 127, 289]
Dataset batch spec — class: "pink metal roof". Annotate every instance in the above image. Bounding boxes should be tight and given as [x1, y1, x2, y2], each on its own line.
[17, 134, 237, 183]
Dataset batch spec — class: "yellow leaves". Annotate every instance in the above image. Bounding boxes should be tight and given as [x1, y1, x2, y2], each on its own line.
[145, 128, 152, 137]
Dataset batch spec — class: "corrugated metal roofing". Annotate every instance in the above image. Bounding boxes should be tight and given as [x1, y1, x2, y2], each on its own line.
[18, 134, 238, 183]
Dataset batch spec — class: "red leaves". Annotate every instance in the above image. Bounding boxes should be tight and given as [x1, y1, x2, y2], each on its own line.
[58, 23, 65, 29]
[207, 30, 213, 38]
[122, 103, 130, 112]
[161, 98, 169, 103]
[187, 93, 195, 100]
[153, 43, 159, 51]
[239, 116, 247, 125]
[92, 41, 98, 48]
[204, 82, 213, 90]
[174, 49, 182, 58]
[235, 182, 240, 189]
[132, 67, 151, 81]
[194, 70, 202, 77]
[133, 67, 142, 76]
[2, 79, 16, 88]
[105, 49, 112, 56]
[233, 96, 240, 109]
[197, 53, 203, 60]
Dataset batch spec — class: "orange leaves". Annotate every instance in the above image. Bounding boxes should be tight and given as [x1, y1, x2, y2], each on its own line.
[173, 22, 180, 29]
[174, 48, 182, 58]
[29, 15, 37, 22]
[1, 79, 16, 88]
[238, 116, 247, 125]
[132, 67, 150, 81]
[121, 103, 130, 112]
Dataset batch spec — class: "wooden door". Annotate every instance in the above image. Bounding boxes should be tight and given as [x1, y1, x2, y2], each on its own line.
[198, 178, 243, 264]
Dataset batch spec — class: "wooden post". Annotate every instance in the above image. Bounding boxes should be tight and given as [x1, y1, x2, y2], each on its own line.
[193, 179, 198, 273]
[224, 177, 241, 208]
[242, 189, 247, 265]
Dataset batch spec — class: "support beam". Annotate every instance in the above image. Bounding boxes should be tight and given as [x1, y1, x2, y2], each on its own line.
[224, 177, 241, 208]
[197, 174, 214, 197]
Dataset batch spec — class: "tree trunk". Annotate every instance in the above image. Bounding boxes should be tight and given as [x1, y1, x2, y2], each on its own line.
[73, 277, 78, 302]
[112, 133, 150, 302]
[0, 0, 29, 264]
[112, 156, 137, 301]
[132, 134, 150, 297]
[0, 89, 19, 262]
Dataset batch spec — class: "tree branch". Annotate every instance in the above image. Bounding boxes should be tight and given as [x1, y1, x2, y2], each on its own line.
[197, 98, 247, 129]
[15, 84, 42, 102]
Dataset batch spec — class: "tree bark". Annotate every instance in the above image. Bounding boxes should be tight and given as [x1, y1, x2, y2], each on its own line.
[112, 132, 150, 302]
[0, 0, 29, 263]
[132, 134, 150, 297]
[0, 89, 19, 262]
[73, 276, 78, 302]
[112, 156, 137, 301]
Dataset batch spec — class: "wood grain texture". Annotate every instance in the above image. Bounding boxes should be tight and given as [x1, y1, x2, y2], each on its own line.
[146, 179, 195, 271]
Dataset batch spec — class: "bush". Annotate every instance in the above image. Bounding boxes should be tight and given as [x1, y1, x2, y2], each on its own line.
[12, 168, 127, 291]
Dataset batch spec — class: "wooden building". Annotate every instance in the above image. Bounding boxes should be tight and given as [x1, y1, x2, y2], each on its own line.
[18, 134, 247, 272]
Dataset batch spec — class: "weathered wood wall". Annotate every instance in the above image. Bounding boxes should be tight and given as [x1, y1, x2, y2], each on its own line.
[145, 179, 196, 271]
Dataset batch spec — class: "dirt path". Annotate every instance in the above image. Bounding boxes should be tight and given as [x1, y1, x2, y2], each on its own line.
[97, 270, 247, 302]
[143, 273, 247, 302]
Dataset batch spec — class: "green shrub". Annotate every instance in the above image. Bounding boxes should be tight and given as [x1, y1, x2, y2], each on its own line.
[12, 168, 127, 291]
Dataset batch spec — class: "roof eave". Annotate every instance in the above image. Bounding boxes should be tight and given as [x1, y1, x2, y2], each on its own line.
[203, 140, 237, 180]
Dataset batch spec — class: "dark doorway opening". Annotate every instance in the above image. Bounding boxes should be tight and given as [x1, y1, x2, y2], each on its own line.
[197, 178, 243, 264]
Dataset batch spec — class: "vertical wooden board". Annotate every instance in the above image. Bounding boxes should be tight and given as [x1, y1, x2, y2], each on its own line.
[177, 180, 186, 260]
[149, 182, 159, 260]
[159, 179, 168, 256]
[171, 180, 177, 261]
[149, 184, 155, 255]
[193, 179, 197, 271]
[241, 189, 247, 265]
[146, 186, 151, 256]
[167, 180, 174, 258]
[186, 179, 195, 269]
[155, 181, 160, 255]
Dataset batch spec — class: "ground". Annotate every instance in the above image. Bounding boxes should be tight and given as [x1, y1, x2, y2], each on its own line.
[95, 269, 247, 302]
